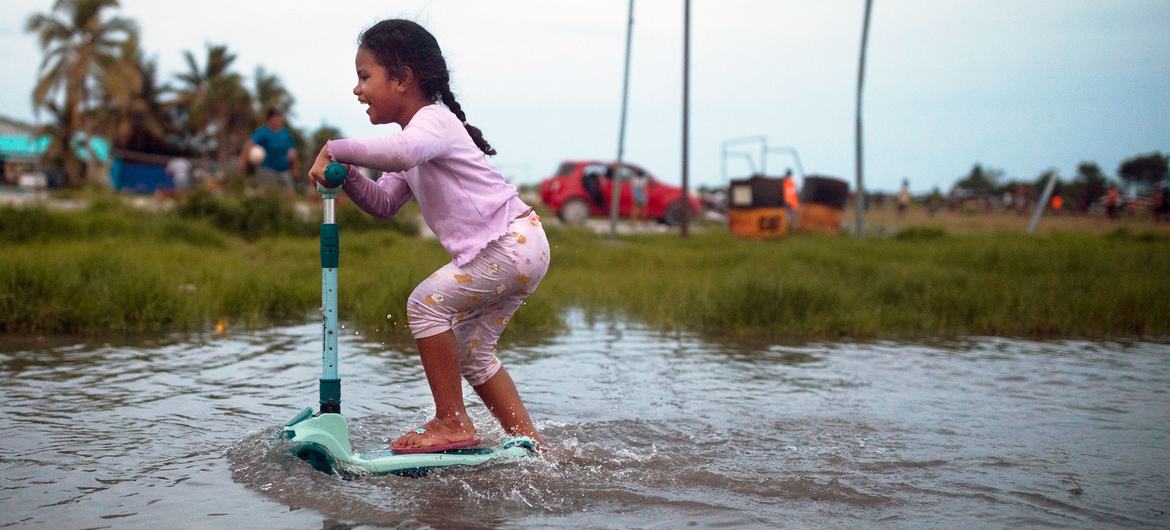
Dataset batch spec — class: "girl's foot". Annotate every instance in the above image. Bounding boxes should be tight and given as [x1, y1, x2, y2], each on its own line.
[390, 415, 479, 453]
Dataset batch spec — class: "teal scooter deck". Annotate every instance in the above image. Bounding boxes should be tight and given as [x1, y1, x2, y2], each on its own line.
[284, 408, 536, 476]
[284, 163, 537, 476]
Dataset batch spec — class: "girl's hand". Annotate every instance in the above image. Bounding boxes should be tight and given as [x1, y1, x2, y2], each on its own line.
[307, 147, 343, 188]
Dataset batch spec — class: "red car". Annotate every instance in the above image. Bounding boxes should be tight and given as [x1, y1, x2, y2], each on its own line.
[539, 161, 701, 226]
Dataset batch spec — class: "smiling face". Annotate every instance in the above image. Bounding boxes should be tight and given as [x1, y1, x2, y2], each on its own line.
[353, 46, 407, 125]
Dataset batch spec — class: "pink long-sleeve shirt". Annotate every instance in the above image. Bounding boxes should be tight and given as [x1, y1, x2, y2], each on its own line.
[326, 104, 530, 266]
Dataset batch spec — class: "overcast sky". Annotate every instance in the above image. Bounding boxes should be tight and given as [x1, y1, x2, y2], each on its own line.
[2, 0, 1167, 191]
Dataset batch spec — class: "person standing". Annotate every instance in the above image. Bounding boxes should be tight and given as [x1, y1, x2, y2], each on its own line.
[165, 156, 192, 194]
[897, 178, 911, 218]
[630, 169, 649, 222]
[1153, 183, 1169, 223]
[1105, 184, 1120, 219]
[782, 168, 800, 228]
[927, 185, 942, 216]
[239, 108, 299, 192]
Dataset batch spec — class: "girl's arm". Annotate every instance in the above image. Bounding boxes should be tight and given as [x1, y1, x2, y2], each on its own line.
[325, 110, 449, 173]
[339, 165, 414, 219]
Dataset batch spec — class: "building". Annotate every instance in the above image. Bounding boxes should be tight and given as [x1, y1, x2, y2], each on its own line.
[0, 115, 112, 188]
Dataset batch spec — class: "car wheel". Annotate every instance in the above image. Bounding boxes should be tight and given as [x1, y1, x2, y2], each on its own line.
[559, 198, 590, 226]
[663, 199, 695, 226]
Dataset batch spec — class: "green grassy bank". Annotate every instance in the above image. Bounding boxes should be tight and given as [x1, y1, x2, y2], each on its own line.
[2, 195, 1168, 339]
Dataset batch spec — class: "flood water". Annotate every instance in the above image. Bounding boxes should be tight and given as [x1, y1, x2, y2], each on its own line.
[2, 311, 1167, 528]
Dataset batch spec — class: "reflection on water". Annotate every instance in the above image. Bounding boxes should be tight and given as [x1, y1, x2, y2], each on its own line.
[1, 312, 1168, 528]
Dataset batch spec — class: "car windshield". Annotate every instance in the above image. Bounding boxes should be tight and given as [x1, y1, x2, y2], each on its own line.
[554, 162, 575, 177]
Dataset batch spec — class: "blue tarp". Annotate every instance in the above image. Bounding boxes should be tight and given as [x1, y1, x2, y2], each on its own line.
[112, 160, 171, 194]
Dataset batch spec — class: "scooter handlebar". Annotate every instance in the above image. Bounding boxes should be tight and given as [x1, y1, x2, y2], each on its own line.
[323, 162, 348, 187]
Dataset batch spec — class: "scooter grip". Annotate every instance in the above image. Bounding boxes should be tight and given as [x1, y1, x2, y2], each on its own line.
[323, 162, 348, 187]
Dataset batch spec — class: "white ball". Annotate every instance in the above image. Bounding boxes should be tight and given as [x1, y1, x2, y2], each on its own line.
[248, 145, 266, 165]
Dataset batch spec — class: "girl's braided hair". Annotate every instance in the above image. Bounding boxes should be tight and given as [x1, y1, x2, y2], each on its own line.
[360, 19, 496, 156]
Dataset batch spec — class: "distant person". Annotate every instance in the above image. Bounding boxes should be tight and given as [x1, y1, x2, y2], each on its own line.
[165, 157, 192, 193]
[583, 166, 606, 207]
[897, 178, 910, 218]
[1051, 195, 1063, 215]
[239, 108, 299, 192]
[782, 168, 800, 228]
[307, 19, 548, 453]
[1152, 183, 1169, 223]
[927, 185, 942, 216]
[1015, 184, 1029, 215]
[630, 170, 649, 222]
[1105, 184, 1120, 219]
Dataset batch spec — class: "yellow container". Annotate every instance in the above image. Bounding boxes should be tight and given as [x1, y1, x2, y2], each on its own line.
[729, 207, 788, 238]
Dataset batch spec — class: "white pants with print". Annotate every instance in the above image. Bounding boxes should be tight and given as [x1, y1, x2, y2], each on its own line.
[406, 213, 550, 386]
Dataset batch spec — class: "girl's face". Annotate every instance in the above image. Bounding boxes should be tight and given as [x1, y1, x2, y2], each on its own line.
[353, 47, 405, 125]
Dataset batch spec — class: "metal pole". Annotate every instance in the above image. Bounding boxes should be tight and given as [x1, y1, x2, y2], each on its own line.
[681, 0, 691, 237]
[319, 186, 341, 414]
[854, 0, 874, 238]
[766, 146, 806, 179]
[610, 0, 635, 238]
[1027, 172, 1059, 235]
[726, 151, 757, 176]
[721, 135, 767, 180]
[721, 143, 726, 183]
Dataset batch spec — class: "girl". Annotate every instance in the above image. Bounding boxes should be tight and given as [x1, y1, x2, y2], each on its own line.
[308, 19, 550, 454]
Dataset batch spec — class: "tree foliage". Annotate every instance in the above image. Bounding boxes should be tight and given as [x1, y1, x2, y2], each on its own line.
[1066, 161, 1109, 210]
[1118, 152, 1168, 187]
[953, 164, 1003, 196]
[25, 2, 315, 185]
[26, 0, 138, 186]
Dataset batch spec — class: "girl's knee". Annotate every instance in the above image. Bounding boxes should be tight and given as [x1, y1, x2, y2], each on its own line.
[462, 355, 502, 387]
[406, 285, 453, 339]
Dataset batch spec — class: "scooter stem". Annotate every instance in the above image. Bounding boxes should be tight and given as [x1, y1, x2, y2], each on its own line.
[318, 163, 347, 413]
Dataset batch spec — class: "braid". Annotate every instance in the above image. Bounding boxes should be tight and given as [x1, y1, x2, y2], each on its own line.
[438, 85, 496, 156]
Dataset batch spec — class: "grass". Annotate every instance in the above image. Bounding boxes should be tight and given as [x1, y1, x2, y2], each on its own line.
[540, 225, 1169, 338]
[1, 193, 1167, 339]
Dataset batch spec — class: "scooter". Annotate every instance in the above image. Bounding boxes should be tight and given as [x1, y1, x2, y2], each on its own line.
[283, 162, 536, 476]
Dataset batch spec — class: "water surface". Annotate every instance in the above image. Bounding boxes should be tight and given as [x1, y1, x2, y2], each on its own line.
[2, 312, 1167, 528]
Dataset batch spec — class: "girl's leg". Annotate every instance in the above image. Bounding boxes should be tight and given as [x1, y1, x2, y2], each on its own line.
[472, 367, 545, 447]
[390, 330, 479, 450]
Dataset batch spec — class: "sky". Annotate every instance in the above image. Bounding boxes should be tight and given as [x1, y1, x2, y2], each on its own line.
[1, 0, 1167, 192]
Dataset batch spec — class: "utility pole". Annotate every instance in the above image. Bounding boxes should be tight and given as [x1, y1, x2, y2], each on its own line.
[1028, 171, 1059, 235]
[681, 0, 691, 237]
[854, 0, 874, 238]
[609, 0, 635, 239]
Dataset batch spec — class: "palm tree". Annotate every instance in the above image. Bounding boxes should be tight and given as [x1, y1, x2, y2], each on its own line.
[26, 0, 138, 187]
[173, 44, 253, 162]
[252, 66, 296, 120]
[88, 37, 177, 155]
